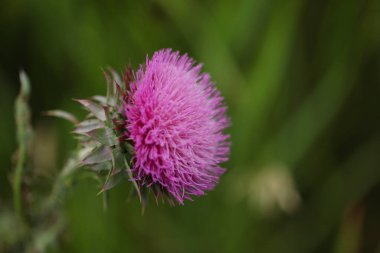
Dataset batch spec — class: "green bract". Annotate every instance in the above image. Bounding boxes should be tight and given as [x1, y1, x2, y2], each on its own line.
[48, 67, 146, 207]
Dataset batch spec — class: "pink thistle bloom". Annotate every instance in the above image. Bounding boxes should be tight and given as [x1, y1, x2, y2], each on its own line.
[124, 49, 230, 204]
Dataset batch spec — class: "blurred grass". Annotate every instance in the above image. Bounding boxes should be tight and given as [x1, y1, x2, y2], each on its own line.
[1, 0, 380, 252]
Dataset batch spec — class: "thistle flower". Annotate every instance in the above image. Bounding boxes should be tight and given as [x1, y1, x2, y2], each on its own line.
[123, 49, 230, 204]
[63, 49, 230, 206]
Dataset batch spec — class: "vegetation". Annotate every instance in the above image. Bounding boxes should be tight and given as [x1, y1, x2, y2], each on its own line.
[0, 0, 379, 252]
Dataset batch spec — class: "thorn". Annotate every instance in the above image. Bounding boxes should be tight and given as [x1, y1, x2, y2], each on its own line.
[97, 188, 105, 195]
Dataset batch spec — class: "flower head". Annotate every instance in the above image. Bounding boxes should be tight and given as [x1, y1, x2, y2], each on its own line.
[124, 49, 230, 204]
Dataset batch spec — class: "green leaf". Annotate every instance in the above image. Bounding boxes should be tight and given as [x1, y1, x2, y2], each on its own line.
[123, 155, 141, 201]
[113, 148, 126, 170]
[82, 146, 112, 165]
[125, 142, 135, 155]
[74, 99, 106, 121]
[92, 95, 116, 106]
[44, 110, 79, 124]
[88, 162, 112, 173]
[100, 170, 128, 192]
[74, 119, 104, 134]
[109, 68, 122, 86]
[86, 127, 117, 146]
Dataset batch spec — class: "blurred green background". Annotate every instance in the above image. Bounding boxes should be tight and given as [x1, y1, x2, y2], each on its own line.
[1, 0, 380, 252]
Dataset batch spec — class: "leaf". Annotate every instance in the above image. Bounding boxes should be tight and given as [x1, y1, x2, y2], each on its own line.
[82, 146, 112, 165]
[113, 148, 126, 170]
[92, 95, 116, 106]
[86, 127, 117, 146]
[125, 142, 135, 155]
[44, 110, 79, 124]
[109, 68, 122, 87]
[99, 170, 128, 192]
[74, 99, 106, 121]
[74, 119, 104, 134]
[88, 162, 112, 173]
[123, 155, 141, 201]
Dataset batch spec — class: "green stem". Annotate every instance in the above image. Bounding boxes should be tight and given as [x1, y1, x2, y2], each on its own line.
[13, 71, 31, 223]
[13, 139, 26, 222]
[44, 156, 80, 214]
